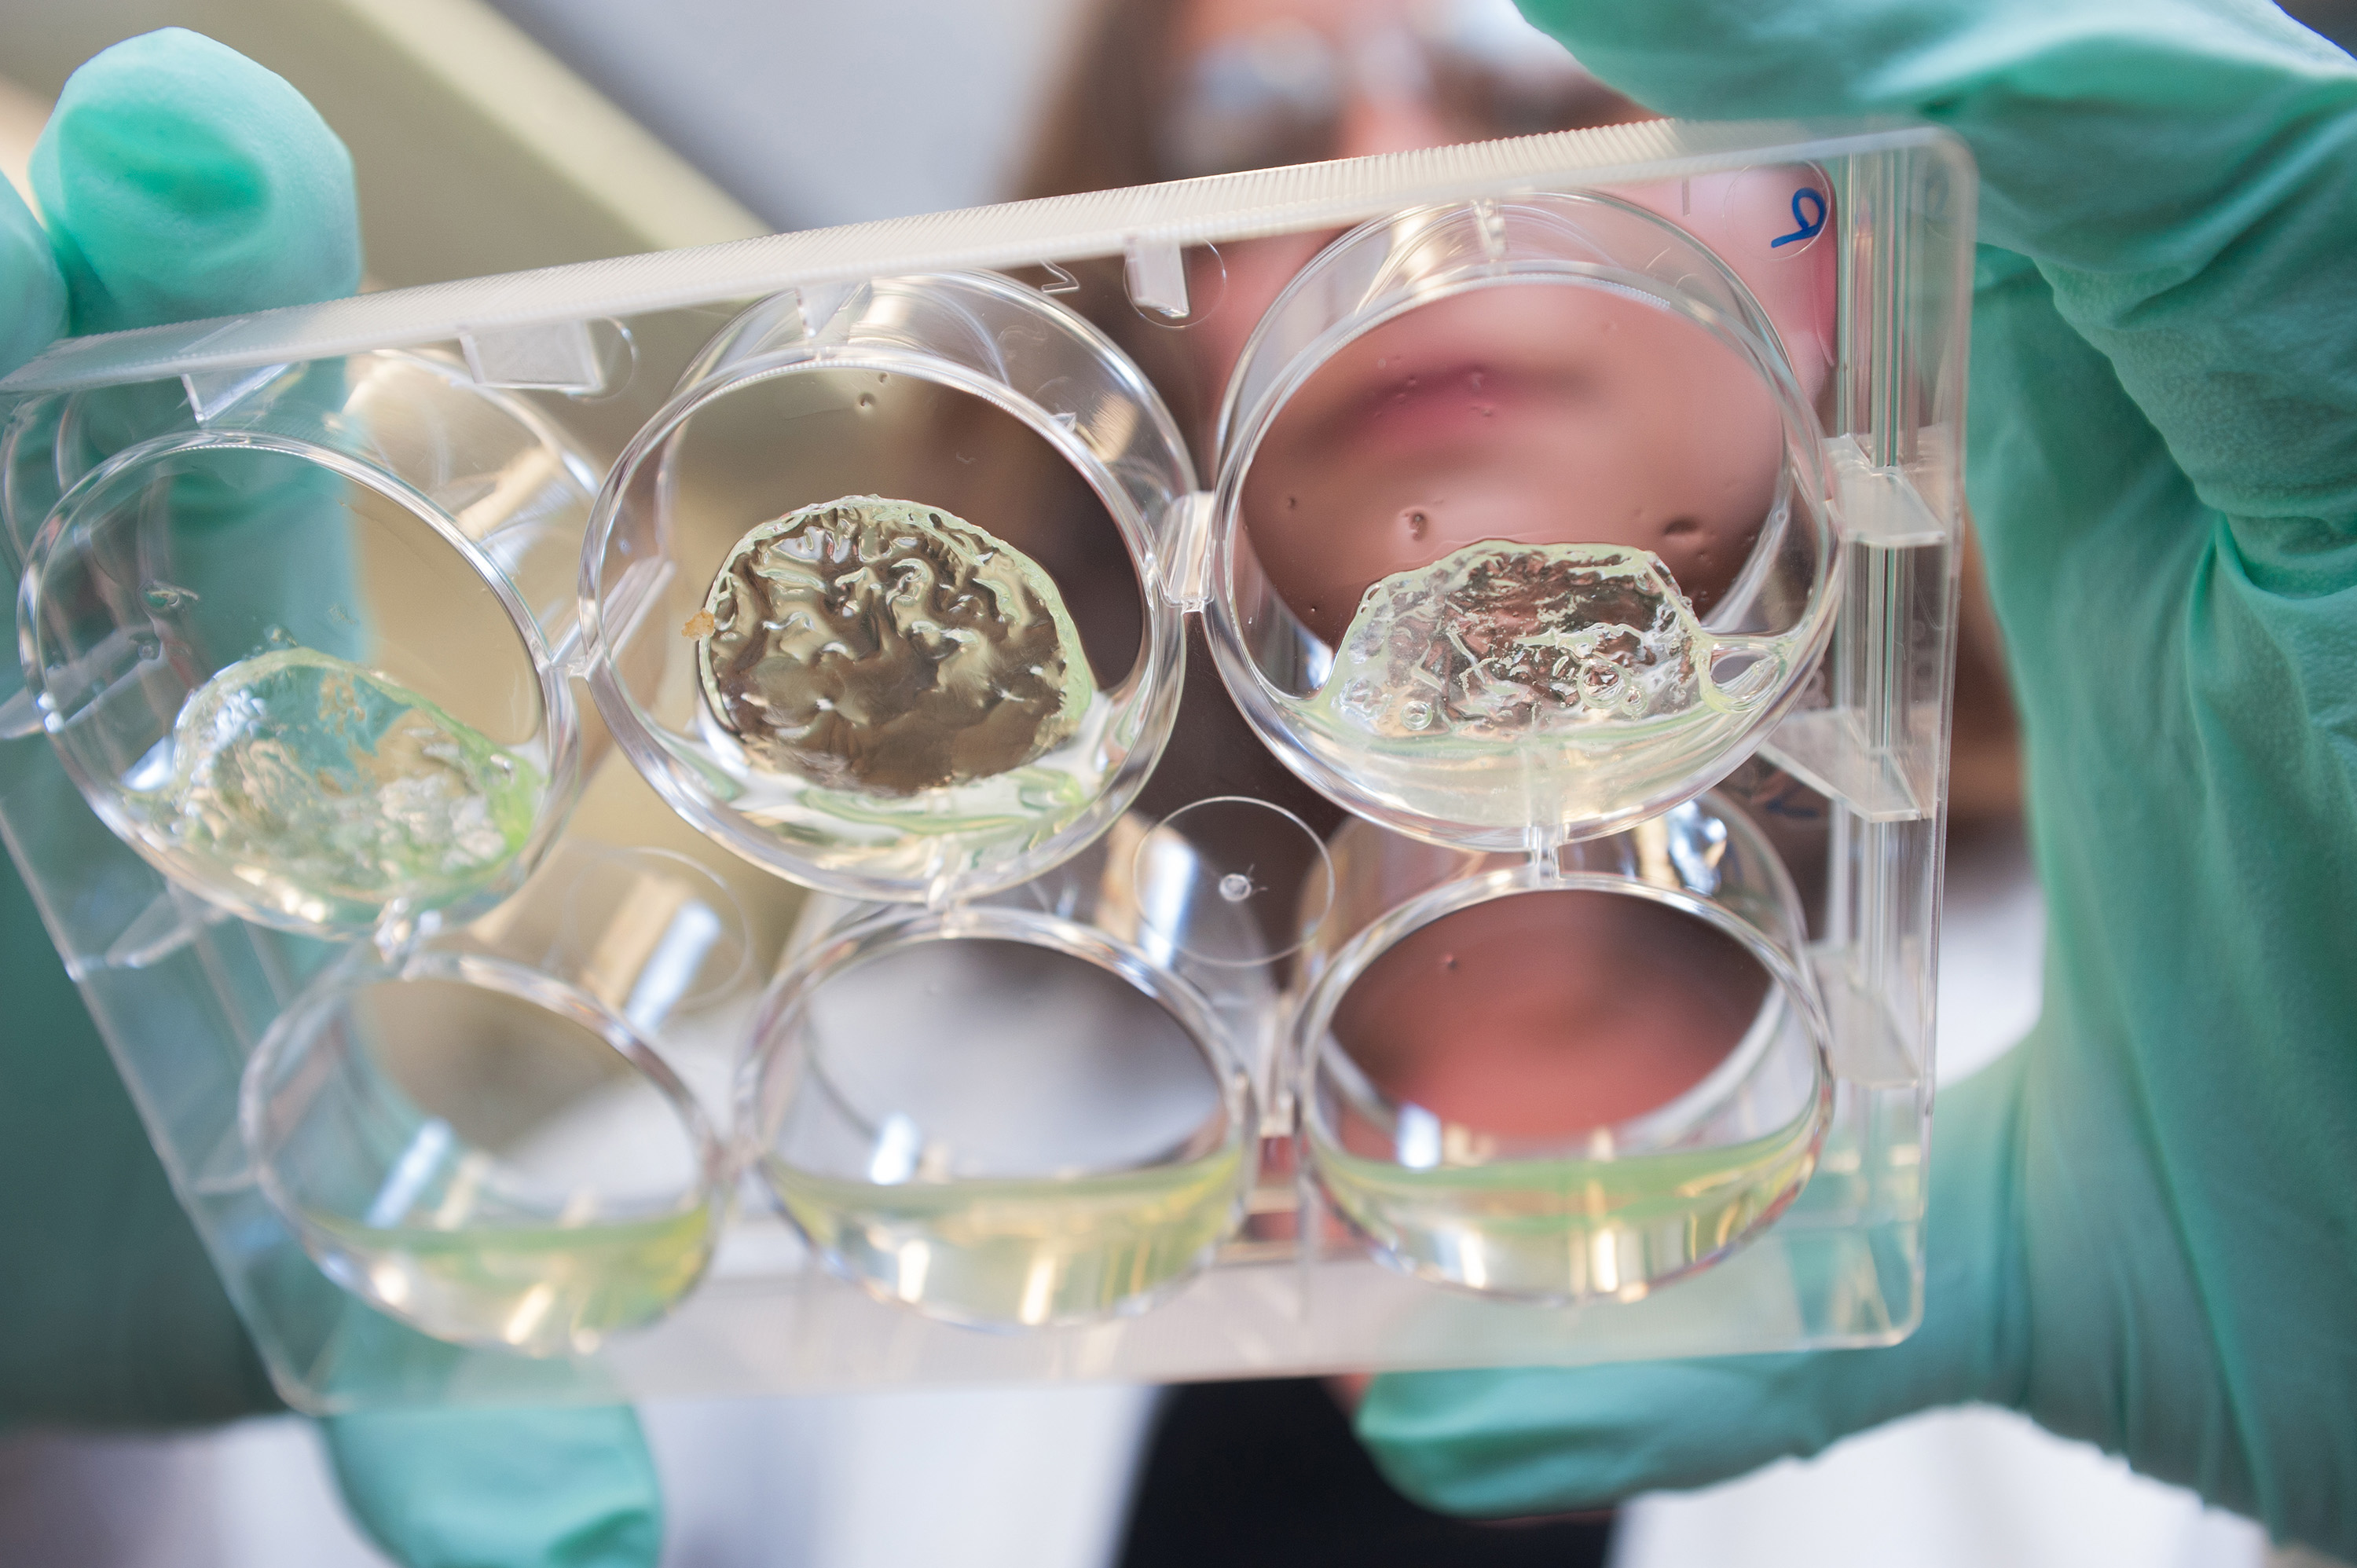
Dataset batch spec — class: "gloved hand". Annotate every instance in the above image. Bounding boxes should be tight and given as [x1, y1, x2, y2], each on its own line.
[1358, 0, 2357, 1556]
[0, 30, 662, 1568]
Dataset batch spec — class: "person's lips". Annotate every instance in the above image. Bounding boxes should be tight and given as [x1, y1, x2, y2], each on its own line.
[1237, 281, 1787, 643]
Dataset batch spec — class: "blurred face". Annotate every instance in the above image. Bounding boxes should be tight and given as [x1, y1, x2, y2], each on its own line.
[1161, 0, 1829, 638]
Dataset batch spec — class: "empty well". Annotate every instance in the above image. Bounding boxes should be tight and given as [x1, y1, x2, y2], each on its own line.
[745, 907, 1252, 1327]
[244, 951, 723, 1355]
[1295, 800, 1831, 1300]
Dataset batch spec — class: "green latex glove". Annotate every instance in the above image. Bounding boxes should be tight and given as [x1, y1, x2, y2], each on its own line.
[0, 29, 662, 1568]
[0, 179, 61, 373]
[1358, 0, 2357, 1556]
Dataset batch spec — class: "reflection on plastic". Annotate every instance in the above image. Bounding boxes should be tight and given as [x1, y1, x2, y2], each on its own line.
[1125, 796, 1336, 967]
[460, 840, 761, 1035]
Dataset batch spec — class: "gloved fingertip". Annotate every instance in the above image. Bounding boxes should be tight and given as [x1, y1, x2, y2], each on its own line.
[1358, 1365, 1635, 1515]
[1357, 1356, 1860, 1517]
[30, 27, 361, 335]
[321, 1404, 662, 1568]
[0, 176, 65, 376]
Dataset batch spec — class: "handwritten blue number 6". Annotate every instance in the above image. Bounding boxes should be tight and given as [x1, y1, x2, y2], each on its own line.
[1771, 188, 1827, 248]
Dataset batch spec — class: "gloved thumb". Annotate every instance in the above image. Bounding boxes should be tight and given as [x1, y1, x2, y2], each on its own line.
[29, 26, 360, 337]
[1356, 1049, 2033, 1515]
[323, 1405, 664, 1568]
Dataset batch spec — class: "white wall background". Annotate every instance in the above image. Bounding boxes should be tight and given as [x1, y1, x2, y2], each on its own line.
[478, 0, 1094, 230]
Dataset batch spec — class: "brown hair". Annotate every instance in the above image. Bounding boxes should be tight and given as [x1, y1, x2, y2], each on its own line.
[1009, 0, 1652, 460]
[1016, 0, 1189, 203]
[1008, 0, 1217, 463]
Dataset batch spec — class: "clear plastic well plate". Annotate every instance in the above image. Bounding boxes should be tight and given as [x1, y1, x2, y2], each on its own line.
[0, 115, 1970, 1408]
